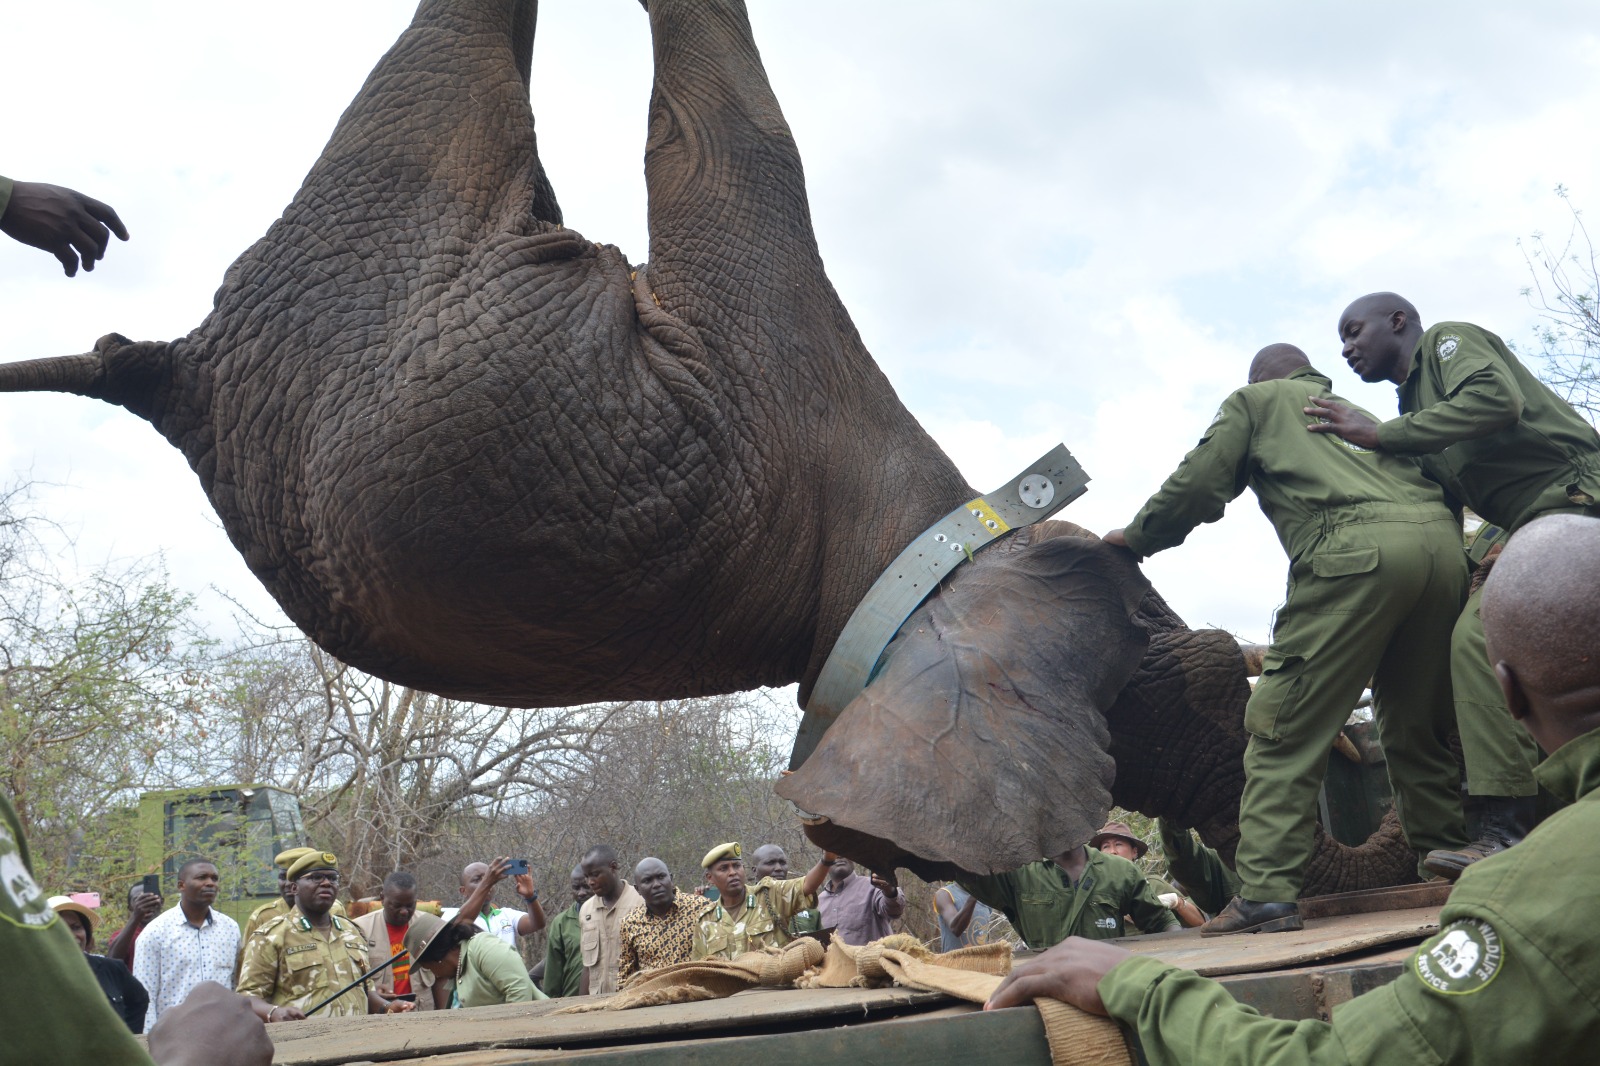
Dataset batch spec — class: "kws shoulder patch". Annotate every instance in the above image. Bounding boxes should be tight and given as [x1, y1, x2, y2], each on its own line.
[1415, 918, 1503, 995]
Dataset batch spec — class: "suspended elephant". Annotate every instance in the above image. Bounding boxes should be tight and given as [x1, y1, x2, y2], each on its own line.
[0, 0, 1413, 887]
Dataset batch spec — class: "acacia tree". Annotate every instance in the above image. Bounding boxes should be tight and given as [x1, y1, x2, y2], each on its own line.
[1519, 186, 1600, 421]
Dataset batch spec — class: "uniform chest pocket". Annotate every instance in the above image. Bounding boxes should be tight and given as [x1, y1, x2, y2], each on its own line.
[580, 922, 600, 967]
[745, 910, 777, 938]
[284, 948, 329, 990]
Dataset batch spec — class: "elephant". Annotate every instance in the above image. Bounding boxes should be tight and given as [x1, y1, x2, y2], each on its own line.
[0, 0, 1414, 887]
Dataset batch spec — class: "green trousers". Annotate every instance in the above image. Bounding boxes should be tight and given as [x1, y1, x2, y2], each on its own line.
[1237, 514, 1468, 902]
[1450, 585, 1540, 797]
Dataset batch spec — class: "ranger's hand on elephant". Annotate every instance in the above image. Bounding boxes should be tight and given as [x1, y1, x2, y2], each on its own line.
[983, 936, 1132, 1016]
[1100, 528, 1143, 561]
[0, 180, 128, 276]
[1304, 397, 1382, 450]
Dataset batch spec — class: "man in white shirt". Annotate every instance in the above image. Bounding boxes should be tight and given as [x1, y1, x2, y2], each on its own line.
[132, 859, 241, 1030]
[440, 856, 546, 948]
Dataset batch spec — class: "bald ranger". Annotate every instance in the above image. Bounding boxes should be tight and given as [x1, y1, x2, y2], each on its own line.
[1106, 344, 1472, 934]
[1309, 293, 1600, 876]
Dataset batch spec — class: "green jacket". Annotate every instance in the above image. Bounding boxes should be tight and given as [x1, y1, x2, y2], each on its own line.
[1156, 819, 1242, 917]
[1377, 322, 1600, 530]
[453, 932, 536, 1008]
[542, 903, 583, 997]
[1123, 366, 1453, 562]
[1100, 725, 1600, 1064]
[961, 848, 1179, 950]
[0, 792, 155, 1066]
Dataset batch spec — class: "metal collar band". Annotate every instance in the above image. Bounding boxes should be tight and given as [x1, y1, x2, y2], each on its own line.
[789, 443, 1089, 769]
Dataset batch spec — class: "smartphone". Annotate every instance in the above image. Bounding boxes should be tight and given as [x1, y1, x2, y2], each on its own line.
[141, 874, 161, 896]
[391, 993, 417, 1003]
[505, 859, 530, 877]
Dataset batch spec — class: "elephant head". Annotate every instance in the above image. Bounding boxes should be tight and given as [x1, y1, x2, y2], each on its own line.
[0, 0, 1414, 888]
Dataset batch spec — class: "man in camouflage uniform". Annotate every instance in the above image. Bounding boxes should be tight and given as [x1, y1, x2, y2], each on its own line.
[690, 842, 830, 960]
[237, 852, 388, 1020]
[240, 846, 347, 947]
[749, 844, 821, 941]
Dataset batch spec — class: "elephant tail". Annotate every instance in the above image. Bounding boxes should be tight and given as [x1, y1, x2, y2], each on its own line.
[0, 352, 103, 395]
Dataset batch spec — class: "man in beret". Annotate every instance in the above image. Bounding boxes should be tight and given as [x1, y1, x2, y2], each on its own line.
[239, 846, 347, 949]
[692, 842, 830, 959]
[237, 852, 397, 1020]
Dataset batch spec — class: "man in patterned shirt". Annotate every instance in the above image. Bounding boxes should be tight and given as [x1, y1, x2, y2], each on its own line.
[616, 858, 702, 982]
[133, 859, 240, 1030]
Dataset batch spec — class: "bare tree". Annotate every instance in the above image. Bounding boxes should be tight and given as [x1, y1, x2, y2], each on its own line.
[1519, 185, 1600, 421]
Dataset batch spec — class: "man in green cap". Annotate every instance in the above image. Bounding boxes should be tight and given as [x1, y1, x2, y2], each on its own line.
[1105, 342, 1471, 934]
[987, 513, 1600, 1064]
[1307, 293, 1600, 877]
[237, 851, 395, 1019]
[691, 842, 831, 960]
[240, 846, 346, 949]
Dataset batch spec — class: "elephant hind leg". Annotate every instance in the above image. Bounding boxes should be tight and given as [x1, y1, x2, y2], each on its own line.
[640, 1, 829, 333]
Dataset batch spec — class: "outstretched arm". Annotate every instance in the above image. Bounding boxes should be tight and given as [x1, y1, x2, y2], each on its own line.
[0, 178, 128, 276]
[1119, 390, 1256, 559]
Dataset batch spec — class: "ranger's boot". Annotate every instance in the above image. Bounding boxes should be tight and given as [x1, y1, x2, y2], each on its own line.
[1198, 897, 1303, 937]
[1422, 795, 1537, 880]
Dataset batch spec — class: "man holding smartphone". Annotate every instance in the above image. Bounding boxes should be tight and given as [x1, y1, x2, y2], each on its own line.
[441, 857, 546, 948]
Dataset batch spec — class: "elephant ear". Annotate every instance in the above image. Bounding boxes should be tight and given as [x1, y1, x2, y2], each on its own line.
[777, 522, 1151, 881]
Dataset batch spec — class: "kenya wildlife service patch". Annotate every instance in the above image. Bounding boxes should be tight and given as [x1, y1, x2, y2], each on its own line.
[1415, 919, 1503, 995]
[1436, 334, 1461, 361]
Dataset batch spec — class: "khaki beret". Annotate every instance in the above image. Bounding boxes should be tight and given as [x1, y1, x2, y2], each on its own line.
[701, 842, 743, 869]
[285, 850, 339, 881]
[274, 846, 317, 869]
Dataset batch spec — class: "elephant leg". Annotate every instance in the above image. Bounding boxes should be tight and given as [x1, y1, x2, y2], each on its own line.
[640, 0, 830, 338]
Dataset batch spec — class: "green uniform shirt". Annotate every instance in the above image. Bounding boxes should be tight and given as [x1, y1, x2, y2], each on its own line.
[960, 848, 1179, 950]
[236, 908, 372, 1016]
[1100, 726, 1600, 1064]
[1157, 820, 1241, 917]
[0, 792, 156, 1066]
[1377, 322, 1600, 530]
[242, 895, 347, 946]
[691, 875, 815, 959]
[1123, 366, 1453, 561]
[453, 933, 536, 1008]
[542, 903, 584, 997]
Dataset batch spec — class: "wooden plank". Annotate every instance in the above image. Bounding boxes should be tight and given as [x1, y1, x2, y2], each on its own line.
[1298, 881, 1452, 920]
[392, 1002, 1055, 1066]
[267, 986, 946, 1065]
[1113, 904, 1441, 977]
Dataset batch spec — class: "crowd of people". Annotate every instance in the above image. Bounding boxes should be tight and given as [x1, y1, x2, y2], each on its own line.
[7, 166, 1600, 1065]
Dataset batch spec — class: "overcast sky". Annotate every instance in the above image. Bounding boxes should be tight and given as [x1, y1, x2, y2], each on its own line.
[3, 1, 1598, 665]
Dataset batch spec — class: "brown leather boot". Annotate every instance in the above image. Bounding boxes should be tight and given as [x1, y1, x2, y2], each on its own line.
[1199, 896, 1304, 937]
[1422, 795, 1536, 880]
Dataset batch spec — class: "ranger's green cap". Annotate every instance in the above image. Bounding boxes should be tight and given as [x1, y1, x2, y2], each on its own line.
[286, 851, 339, 880]
[701, 842, 742, 869]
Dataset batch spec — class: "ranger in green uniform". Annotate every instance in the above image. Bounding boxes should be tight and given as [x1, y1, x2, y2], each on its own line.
[1156, 818, 1242, 918]
[236, 851, 381, 1019]
[987, 513, 1600, 1064]
[960, 843, 1179, 947]
[690, 842, 829, 960]
[1310, 293, 1600, 876]
[240, 846, 347, 949]
[542, 865, 590, 997]
[1106, 344, 1471, 934]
